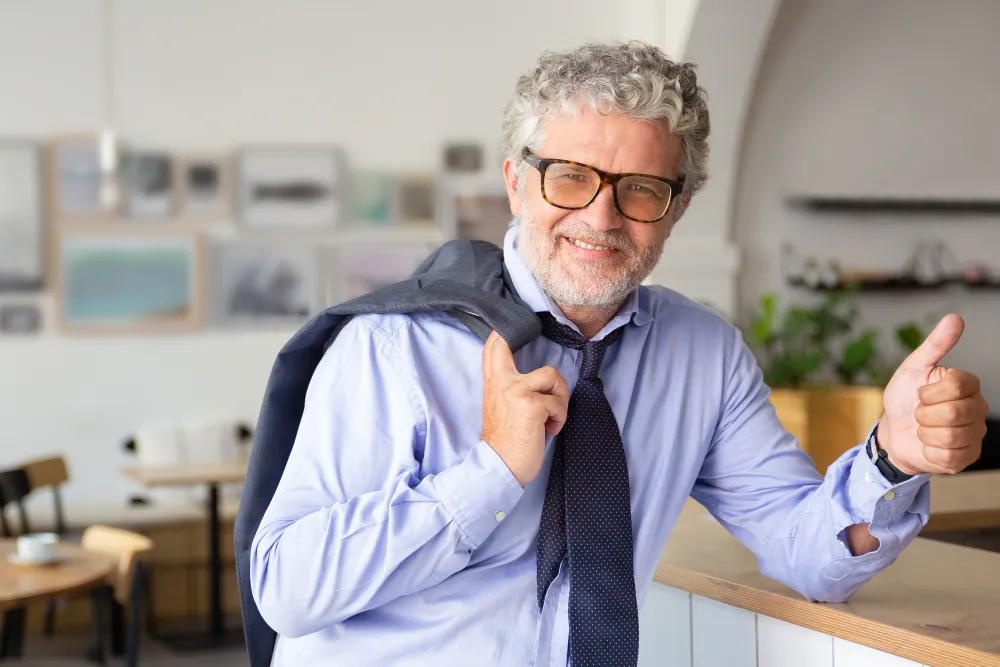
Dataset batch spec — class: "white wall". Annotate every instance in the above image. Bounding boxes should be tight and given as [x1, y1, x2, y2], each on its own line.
[0, 0, 651, 508]
[733, 0, 1000, 404]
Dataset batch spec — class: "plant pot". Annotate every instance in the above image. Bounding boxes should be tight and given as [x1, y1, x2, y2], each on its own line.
[805, 385, 883, 474]
[769, 388, 811, 450]
[769, 385, 884, 475]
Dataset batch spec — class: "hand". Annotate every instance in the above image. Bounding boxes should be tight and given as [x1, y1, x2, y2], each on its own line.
[481, 330, 570, 486]
[879, 314, 989, 475]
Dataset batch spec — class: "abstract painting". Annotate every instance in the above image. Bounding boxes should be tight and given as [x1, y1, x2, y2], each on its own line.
[348, 171, 397, 225]
[47, 135, 119, 221]
[236, 146, 345, 228]
[57, 231, 202, 333]
[211, 241, 322, 326]
[177, 154, 232, 219]
[122, 149, 175, 218]
[0, 141, 44, 290]
[333, 244, 433, 303]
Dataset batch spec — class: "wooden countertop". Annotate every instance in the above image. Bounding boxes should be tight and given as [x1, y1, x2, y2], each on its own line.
[927, 469, 1000, 532]
[656, 500, 1000, 667]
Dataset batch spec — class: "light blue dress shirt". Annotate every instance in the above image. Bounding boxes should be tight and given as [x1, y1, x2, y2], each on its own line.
[251, 224, 931, 667]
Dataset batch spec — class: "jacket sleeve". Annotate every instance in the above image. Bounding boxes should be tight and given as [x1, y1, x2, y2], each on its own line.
[691, 326, 930, 603]
[250, 316, 523, 638]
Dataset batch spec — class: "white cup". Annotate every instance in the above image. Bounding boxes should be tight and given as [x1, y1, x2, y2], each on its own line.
[16, 533, 58, 562]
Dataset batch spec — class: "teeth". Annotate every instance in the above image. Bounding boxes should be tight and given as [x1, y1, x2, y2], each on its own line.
[568, 237, 611, 251]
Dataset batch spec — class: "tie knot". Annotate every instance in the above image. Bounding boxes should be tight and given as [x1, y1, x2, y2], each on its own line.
[538, 312, 623, 380]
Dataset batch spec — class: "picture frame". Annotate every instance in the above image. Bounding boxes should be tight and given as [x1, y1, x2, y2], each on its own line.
[176, 153, 233, 220]
[0, 140, 45, 291]
[0, 303, 42, 334]
[438, 174, 512, 247]
[396, 173, 437, 225]
[55, 227, 204, 334]
[347, 170, 398, 226]
[45, 134, 120, 222]
[209, 239, 323, 327]
[235, 145, 346, 229]
[329, 243, 435, 304]
[121, 148, 176, 219]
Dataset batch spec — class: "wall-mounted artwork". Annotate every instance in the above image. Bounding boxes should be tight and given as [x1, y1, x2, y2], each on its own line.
[0, 303, 42, 334]
[122, 149, 175, 218]
[439, 176, 512, 247]
[177, 153, 232, 220]
[210, 240, 322, 326]
[348, 171, 397, 225]
[46, 135, 119, 222]
[332, 244, 433, 303]
[397, 173, 437, 224]
[0, 141, 44, 290]
[236, 146, 345, 228]
[443, 142, 483, 172]
[56, 229, 203, 333]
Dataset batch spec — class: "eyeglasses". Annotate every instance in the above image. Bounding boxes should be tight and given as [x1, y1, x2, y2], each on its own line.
[522, 149, 684, 223]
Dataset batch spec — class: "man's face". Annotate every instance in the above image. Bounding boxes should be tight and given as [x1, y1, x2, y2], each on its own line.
[503, 108, 683, 308]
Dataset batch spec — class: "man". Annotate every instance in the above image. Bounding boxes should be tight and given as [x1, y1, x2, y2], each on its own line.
[250, 41, 988, 666]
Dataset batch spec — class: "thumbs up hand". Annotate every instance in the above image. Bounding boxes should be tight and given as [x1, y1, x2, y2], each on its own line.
[878, 314, 989, 475]
[481, 331, 570, 486]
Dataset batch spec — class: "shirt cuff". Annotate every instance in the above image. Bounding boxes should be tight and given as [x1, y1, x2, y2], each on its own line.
[432, 439, 525, 549]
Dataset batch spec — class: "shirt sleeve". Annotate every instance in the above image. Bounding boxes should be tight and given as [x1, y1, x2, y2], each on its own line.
[250, 315, 524, 638]
[690, 325, 931, 603]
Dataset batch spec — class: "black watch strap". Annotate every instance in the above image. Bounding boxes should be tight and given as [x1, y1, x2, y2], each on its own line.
[868, 428, 915, 484]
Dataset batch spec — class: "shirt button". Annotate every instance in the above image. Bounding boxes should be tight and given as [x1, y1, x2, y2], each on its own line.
[883, 490, 896, 501]
[495, 511, 506, 521]
[865, 472, 873, 483]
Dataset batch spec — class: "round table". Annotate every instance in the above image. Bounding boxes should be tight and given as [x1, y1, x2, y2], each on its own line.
[0, 539, 114, 660]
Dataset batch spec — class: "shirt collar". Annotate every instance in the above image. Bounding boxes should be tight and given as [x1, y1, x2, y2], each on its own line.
[502, 223, 652, 336]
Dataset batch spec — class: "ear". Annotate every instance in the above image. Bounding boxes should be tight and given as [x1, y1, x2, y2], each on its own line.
[502, 157, 524, 218]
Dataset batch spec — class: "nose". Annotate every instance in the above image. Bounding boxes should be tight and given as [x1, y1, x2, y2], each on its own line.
[580, 181, 624, 233]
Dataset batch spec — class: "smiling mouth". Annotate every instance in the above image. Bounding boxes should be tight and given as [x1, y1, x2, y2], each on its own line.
[565, 236, 615, 251]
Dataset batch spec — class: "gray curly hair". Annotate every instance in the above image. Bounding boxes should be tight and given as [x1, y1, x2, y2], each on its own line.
[501, 40, 710, 215]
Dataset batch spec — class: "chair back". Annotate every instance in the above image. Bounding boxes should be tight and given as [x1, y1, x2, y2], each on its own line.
[0, 468, 31, 537]
[20, 456, 70, 534]
[81, 525, 153, 606]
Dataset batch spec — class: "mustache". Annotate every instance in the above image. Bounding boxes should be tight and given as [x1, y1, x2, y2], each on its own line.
[551, 222, 636, 252]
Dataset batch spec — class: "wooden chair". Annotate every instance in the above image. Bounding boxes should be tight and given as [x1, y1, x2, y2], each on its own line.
[0, 467, 31, 537]
[21, 456, 71, 536]
[81, 525, 153, 667]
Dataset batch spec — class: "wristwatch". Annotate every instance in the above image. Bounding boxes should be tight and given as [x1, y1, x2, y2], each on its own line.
[868, 427, 915, 484]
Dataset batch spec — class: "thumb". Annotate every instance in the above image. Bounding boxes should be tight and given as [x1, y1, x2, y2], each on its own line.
[485, 330, 519, 377]
[900, 313, 965, 370]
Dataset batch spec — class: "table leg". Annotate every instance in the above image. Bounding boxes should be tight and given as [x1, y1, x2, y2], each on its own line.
[208, 482, 223, 639]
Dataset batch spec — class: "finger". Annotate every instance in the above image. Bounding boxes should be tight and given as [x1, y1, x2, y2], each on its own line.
[915, 396, 989, 427]
[487, 330, 519, 377]
[917, 423, 988, 450]
[922, 441, 982, 474]
[522, 366, 569, 398]
[918, 370, 980, 404]
[538, 394, 569, 435]
[899, 313, 965, 370]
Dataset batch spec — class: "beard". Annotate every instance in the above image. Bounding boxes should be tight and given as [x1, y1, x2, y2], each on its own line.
[516, 204, 667, 308]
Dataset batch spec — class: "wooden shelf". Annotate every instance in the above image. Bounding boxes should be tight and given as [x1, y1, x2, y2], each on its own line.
[787, 275, 1000, 293]
[787, 196, 1000, 215]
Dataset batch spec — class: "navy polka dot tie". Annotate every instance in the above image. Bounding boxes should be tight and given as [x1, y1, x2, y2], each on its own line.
[535, 313, 639, 666]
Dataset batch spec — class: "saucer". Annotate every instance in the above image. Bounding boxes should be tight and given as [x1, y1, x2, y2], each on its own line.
[6, 552, 62, 566]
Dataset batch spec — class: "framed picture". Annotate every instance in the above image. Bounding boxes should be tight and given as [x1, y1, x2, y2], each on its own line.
[236, 146, 346, 228]
[348, 171, 398, 226]
[443, 142, 483, 172]
[177, 153, 232, 220]
[210, 240, 322, 326]
[0, 140, 44, 290]
[330, 244, 434, 304]
[0, 303, 42, 334]
[45, 134, 119, 222]
[55, 228, 204, 333]
[439, 175, 512, 247]
[121, 148, 175, 218]
[397, 173, 437, 224]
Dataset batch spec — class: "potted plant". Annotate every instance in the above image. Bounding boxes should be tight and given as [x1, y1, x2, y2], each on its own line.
[743, 290, 926, 473]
